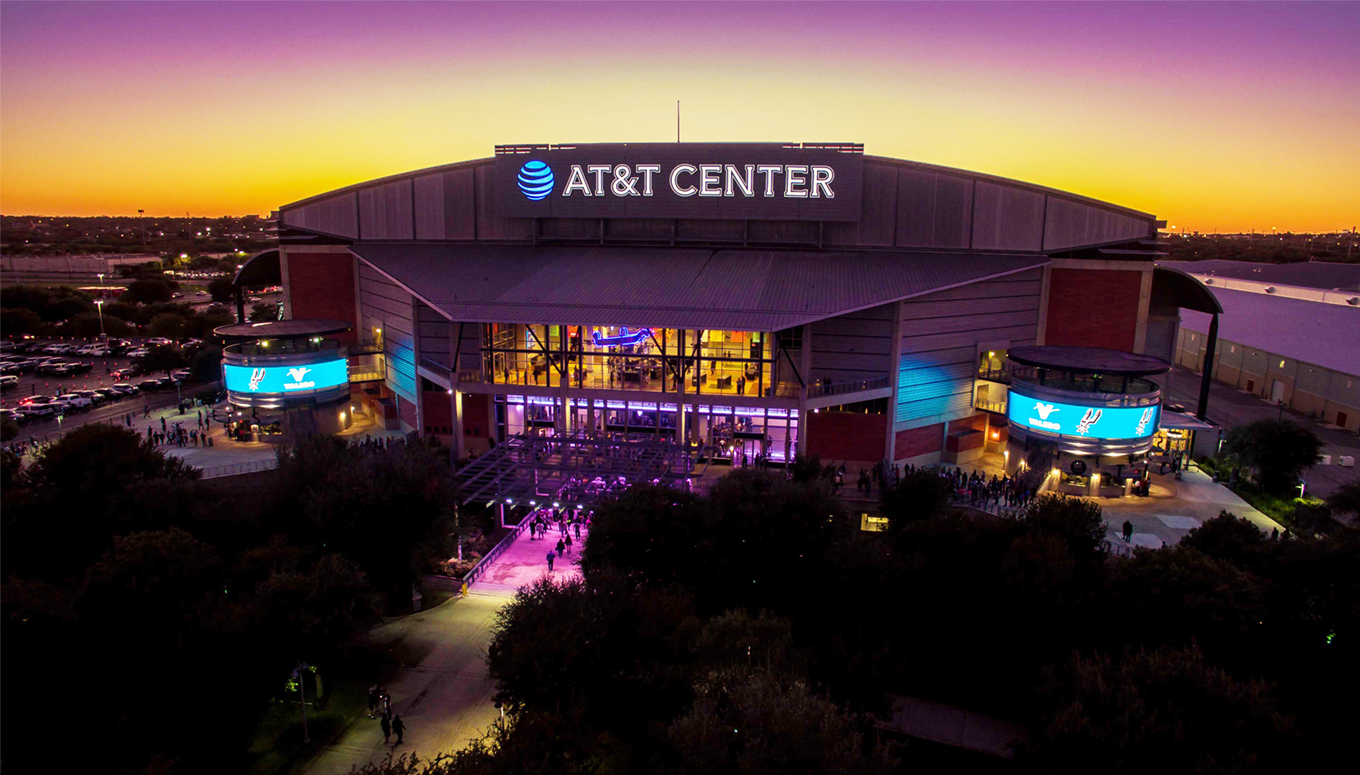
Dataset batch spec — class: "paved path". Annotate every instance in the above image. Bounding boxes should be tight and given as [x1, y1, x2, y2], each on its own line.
[300, 523, 586, 773]
[1099, 467, 1283, 548]
[879, 695, 1025, 759]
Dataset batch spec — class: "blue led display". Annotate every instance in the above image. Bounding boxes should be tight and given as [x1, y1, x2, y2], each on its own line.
[224, 358, 349, 394]
[517, 160, 554, 201]
[1008, 396, 1159, 439]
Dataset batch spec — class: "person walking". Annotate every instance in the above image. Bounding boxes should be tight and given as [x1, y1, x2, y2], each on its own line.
[574, 522, 581, 540]
[546, 551, 555, 572]
[1122, 520, 1134, 543]
[367, 685, 379, 719]
[380, 713, 391, 743]
[564, 533, 573, 555]
[392, 715, 405, 746]
[555, 538, 565, 558]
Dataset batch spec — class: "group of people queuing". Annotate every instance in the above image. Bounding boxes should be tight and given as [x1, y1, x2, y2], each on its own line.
[940, 466, 1039, 512]
[532, 506, 590, 572]
[367, 685, 406, 746]
[144, 411, 213, 448]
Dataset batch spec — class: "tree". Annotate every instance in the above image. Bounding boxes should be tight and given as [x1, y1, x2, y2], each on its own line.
[1026, 646, 1295, 774]
[0, 306, 44, 334]
[147, 311, 187, 339]
[1326, 481, 1360, 519]
[1019, 495, 1108, 568]
[141, 343, 188, 375]
[208, 277, 236, 302]
[1180, 511, 1270, 567]
[667, 670, 899, 775]
[251, 553, 382, 658]
[271, 436, 457, 600]
[190, 343, 224, 382]
[66, 310, 134, 338]
[1222, 419, 1324, 494]
[249, 301, 279, 322]
[879, 466, 951, 528]
[124, 277, 175, 304]
[1, 415, 19, 442]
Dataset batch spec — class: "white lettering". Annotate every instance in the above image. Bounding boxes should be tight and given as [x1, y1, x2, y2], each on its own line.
[586, 165, 611, 196]
[636, 164, 660, 196]
[756, 165, 782, 197]
[670, 164, 698, 197]
[563, 165, 592, 196]
[698, 164, 722, 197]
[611, 165, 640, 196]
[810, 165, 835, 199]
[784, 165, 809, 198]
[724, 164, 755, 197]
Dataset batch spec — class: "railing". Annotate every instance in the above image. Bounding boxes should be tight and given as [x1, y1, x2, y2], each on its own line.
[1103, 538, 1135, 559]
[350, 338, 384, 355]
[419, 356, 451, 379]
[198, 458, 278, 480]
[977, 369, 1012, 384]
[461, 511, 536, 588]
[807, 375, 891, 399]
[973, 397, 1007, 414]
[348, 370, 385, 383]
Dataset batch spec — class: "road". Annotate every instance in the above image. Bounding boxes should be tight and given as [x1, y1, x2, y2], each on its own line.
[1163, 365, 1359, 499]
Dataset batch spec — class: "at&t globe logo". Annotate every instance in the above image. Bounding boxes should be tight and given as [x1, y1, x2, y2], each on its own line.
[517, 160, 554, 200]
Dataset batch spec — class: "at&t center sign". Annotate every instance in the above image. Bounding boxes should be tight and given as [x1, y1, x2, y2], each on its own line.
[496, 143, 864, 221]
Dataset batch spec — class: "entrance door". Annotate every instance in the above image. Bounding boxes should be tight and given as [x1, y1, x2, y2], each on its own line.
[1271, 379, 1286, 404]
[1245, 378, 1256, 394]
[1338, 411, 1349, 429]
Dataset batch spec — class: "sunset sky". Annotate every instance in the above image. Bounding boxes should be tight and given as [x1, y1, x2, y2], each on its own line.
[1, 1, 1356, 232]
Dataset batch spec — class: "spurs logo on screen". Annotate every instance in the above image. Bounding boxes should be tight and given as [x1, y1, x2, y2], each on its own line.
[248, 368, 266, 391]
[1135, 407, 1155, 437]
[1075, 408, 1103, 435]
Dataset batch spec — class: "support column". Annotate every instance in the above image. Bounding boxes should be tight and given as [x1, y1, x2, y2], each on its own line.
[1196, 312, 1219, 420]
[557, 324, 569, 436]
[411, 297, 425, 437]
[884, 301, 903, 465]
[796, 323, 812, 457]
[675, 329, 688, 444]
[449, 322, 465, 460]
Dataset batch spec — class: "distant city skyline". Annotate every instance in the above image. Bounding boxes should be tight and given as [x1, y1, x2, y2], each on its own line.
[1, 1, 1356, 231]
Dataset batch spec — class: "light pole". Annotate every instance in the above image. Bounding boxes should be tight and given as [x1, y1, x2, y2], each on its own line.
[138, 209, 146, 248]
[94, 300, 106, 338]
[291, 662, 312, 744]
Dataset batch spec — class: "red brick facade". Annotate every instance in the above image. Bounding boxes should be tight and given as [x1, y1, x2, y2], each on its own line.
[462, 394, 491, 441]
[287, 251, 357, 343]
[894, 422, 944, 461]
[423, 385, 452, 434]
[805, 411, 887, 463]
[1044, 268, 1143, 352]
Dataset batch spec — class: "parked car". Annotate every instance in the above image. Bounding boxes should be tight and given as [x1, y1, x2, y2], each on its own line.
[170, 369, 191, 381]
[125, 348, 150, 359]
[54, 394, 92, 410]
[0, 407, 26, 425]
[110, 368, 137, 381]
[0, 375, 18, 390]
[95, 388, 123, 401]
[44, 344, 74, 354]
[21, 399, 61, 417]
[71, 389, 106, 405]
[196, 290, 208, 296]
[147, 338, 174, 347]
[110, 383, 140, 396]
[36, 362, 73, 376]
[136, 379, 163, 391]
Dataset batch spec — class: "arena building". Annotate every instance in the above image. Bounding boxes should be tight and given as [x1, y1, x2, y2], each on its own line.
[237, 142, 1221, 480]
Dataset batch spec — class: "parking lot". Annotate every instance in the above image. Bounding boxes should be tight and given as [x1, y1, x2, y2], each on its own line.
[2, 338, 215, 443]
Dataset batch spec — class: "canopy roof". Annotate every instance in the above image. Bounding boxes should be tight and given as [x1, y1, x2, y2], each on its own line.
[1007, 345, 1171, 377]
[214, 318, 351, 339]
[351, 244, 1049, 331]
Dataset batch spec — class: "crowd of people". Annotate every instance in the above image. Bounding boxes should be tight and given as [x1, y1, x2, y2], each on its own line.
[529, 505, 591, 572]
[366, 685, 406, 747]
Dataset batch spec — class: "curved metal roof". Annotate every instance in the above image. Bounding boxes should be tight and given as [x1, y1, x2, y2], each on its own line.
[1007, 345, 1170, 377]
[1152, 266, 1223, 314]
[213, 318, 351, 339]
[232, 249, 280, 287]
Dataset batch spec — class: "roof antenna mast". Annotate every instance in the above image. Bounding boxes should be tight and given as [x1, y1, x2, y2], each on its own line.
[677, 100, 680, 143]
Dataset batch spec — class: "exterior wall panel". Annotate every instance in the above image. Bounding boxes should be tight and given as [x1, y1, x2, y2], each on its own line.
[1044, 268, 1142, 351]
[358, 181, 415, 240]
[971, 182, 1045, 251]
[286, 251, 357, 342]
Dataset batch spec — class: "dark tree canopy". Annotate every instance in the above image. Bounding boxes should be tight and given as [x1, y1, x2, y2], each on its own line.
[1222, 418, 1324, 493]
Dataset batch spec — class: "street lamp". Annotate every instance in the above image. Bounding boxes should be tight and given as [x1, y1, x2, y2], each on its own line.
[94, 300, 106, 338]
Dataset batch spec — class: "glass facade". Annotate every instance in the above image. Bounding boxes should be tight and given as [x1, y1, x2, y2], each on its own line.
[493, 395, 799, 464]
[473, 324, 800, 399]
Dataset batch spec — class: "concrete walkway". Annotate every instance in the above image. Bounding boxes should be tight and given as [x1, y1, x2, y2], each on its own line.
[470, 523, 587, 596]
[301, 594, 504, 775]
[878, 695, 1025, 758]
[300, 524, 588, 773]
[1098, 467, 1284, 548]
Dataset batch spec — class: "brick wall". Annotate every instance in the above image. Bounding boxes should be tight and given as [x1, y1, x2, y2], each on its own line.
[462, 393, 491, 440]
[423, 386, 452, 433]
[287, 251, 357, 343]
[805, 411, 887, 462]
[398, 394, 417, 430]
[1044, 268, 1142, 351]
[894, 422, 944, 460]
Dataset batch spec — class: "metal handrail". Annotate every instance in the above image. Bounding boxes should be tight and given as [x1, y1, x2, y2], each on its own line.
[807, 375, 890, 399]
[462, 511, 536, 587]
[198, 457, 279, 480]
[974, 398, 1007, 414]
